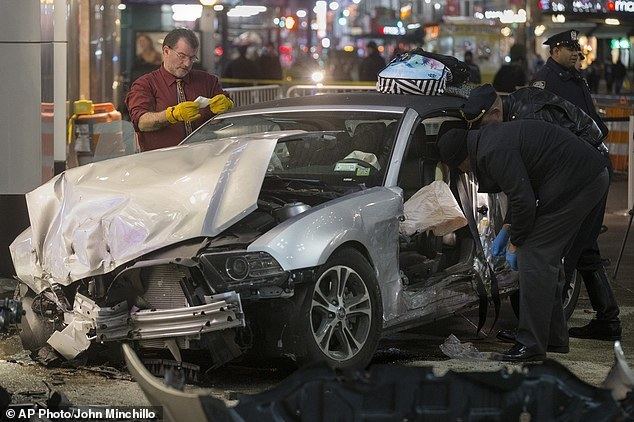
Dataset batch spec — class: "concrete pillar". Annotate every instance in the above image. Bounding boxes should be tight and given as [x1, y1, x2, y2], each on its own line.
[0, 0, 44, 276]
[54, 0, 68, 169]
[200, 6, 217, 74]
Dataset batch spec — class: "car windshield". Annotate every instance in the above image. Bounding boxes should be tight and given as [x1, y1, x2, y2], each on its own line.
[182, 111, 403, 188]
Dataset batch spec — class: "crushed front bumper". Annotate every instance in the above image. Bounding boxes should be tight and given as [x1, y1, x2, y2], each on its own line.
[47, 291, 244, 360]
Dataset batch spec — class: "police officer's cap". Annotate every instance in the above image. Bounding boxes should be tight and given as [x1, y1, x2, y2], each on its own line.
[460, 84, 497, 127]
[543, 30, 581, 50]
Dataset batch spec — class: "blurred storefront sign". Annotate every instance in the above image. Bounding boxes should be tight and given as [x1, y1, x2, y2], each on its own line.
[541, 0, 634, 15]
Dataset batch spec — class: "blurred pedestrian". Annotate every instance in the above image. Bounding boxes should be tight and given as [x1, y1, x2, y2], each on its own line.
[531, 30, 608, 136]
[131, 33, 162, 81]
[390, 42, 407, 61]
[135, 34, 162, 66]
[288, 52, 320, 81]
[534, 54, 545, 72]
[257, 43, 283, 80]
[359, 41, 386, 82]
[575, 52, 585, 72]
[586, 60, 602, 94]
[223, 45, 260, 80]
[328, 50, 353, 81]
[125, 28, 233, 151]
[492, 44, 527, 92]
[613, 58, 627, 94]
[604, 59, 614, 93]
[464, 51, 481, 84]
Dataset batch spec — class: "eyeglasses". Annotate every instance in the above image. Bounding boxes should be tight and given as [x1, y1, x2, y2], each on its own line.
[168, 47, 199, 63]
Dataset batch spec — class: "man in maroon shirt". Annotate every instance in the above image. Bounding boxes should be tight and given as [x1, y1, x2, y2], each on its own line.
[126, 28, 234, 151]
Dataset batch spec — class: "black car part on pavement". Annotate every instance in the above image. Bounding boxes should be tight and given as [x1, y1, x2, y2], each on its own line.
[214, 361, 625, 422]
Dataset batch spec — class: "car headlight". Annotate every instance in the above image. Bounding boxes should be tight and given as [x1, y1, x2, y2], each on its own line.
[201, 251, 286, 283]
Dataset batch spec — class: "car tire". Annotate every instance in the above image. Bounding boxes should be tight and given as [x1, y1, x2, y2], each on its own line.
[295, 247, 382, 369]
[18, 290, 56, 353]
[510, 267, 581, 321]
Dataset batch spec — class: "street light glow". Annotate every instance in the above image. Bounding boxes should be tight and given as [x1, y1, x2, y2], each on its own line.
[329, 2, 340, 11]
[227, 5, 267, 18]
[312, 70, 325, 82]
[172, 5, 203, 21]
[534, 25, 546, 36]
[321, 37, 331, 48]
[338, 17, 347, 25]
[297, 9, 307, 18]
[213, 4, 224, 11]
[605, 18, 620, 25]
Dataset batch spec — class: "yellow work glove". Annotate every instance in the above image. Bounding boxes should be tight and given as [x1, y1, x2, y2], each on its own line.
[210, 94, 234, 115]
[165, 101, 201, 124]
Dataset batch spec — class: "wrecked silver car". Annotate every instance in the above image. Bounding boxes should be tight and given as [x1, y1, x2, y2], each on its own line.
[9, 93, 579, 369]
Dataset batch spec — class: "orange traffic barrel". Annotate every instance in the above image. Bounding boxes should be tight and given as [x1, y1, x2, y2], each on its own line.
[67, 102, 122, 168]
[604, 104, 633, 173]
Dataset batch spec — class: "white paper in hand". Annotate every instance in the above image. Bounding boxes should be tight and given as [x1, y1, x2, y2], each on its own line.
[194, 96, 210, 109]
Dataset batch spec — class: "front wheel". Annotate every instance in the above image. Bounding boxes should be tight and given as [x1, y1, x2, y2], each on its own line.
[295, 248, 382, 369]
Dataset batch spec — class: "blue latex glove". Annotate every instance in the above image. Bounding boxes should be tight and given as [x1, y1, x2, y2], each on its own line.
[506, 249, 518, 271]
[491, 227, 510, 257]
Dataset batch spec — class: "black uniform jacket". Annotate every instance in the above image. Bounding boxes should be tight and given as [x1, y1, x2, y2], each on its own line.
[531, 58, 608, 136]
[467, 120, 607, 246]
[502, 87, 605, 147]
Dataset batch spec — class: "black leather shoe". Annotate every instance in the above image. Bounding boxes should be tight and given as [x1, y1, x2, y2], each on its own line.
[496, 329, 516, 344]
[498, 343, 546, 362]
[569, 319, 622, 341]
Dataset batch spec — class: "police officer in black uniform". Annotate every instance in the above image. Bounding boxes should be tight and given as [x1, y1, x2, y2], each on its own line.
[438, 121, 610, 361]
[529, 30, 620, 342]
[460, 84, 620, 344]
[531, 30, 608, 135]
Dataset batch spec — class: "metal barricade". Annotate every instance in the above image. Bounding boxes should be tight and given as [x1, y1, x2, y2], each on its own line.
[286, 84, 376, 97]
[224, 85, 282, 107]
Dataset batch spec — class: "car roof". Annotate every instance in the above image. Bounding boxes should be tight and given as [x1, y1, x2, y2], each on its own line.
[231, 92, 466, 115]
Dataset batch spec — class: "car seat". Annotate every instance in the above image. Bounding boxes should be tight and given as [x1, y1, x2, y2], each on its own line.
[398, 125, 441, 199]
[348, 122, 387, 158]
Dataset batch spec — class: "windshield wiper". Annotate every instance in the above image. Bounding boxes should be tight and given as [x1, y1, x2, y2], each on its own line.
[264, 175, 332, 189]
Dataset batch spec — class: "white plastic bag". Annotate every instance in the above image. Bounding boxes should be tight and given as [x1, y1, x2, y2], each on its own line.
[400, 180, 467, 236]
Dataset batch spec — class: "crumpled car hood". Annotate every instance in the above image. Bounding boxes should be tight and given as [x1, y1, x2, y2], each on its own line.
[10, 131, 300, 292]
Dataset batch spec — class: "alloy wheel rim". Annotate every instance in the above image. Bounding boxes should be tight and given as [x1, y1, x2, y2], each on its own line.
[310, 265, 372, 362]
